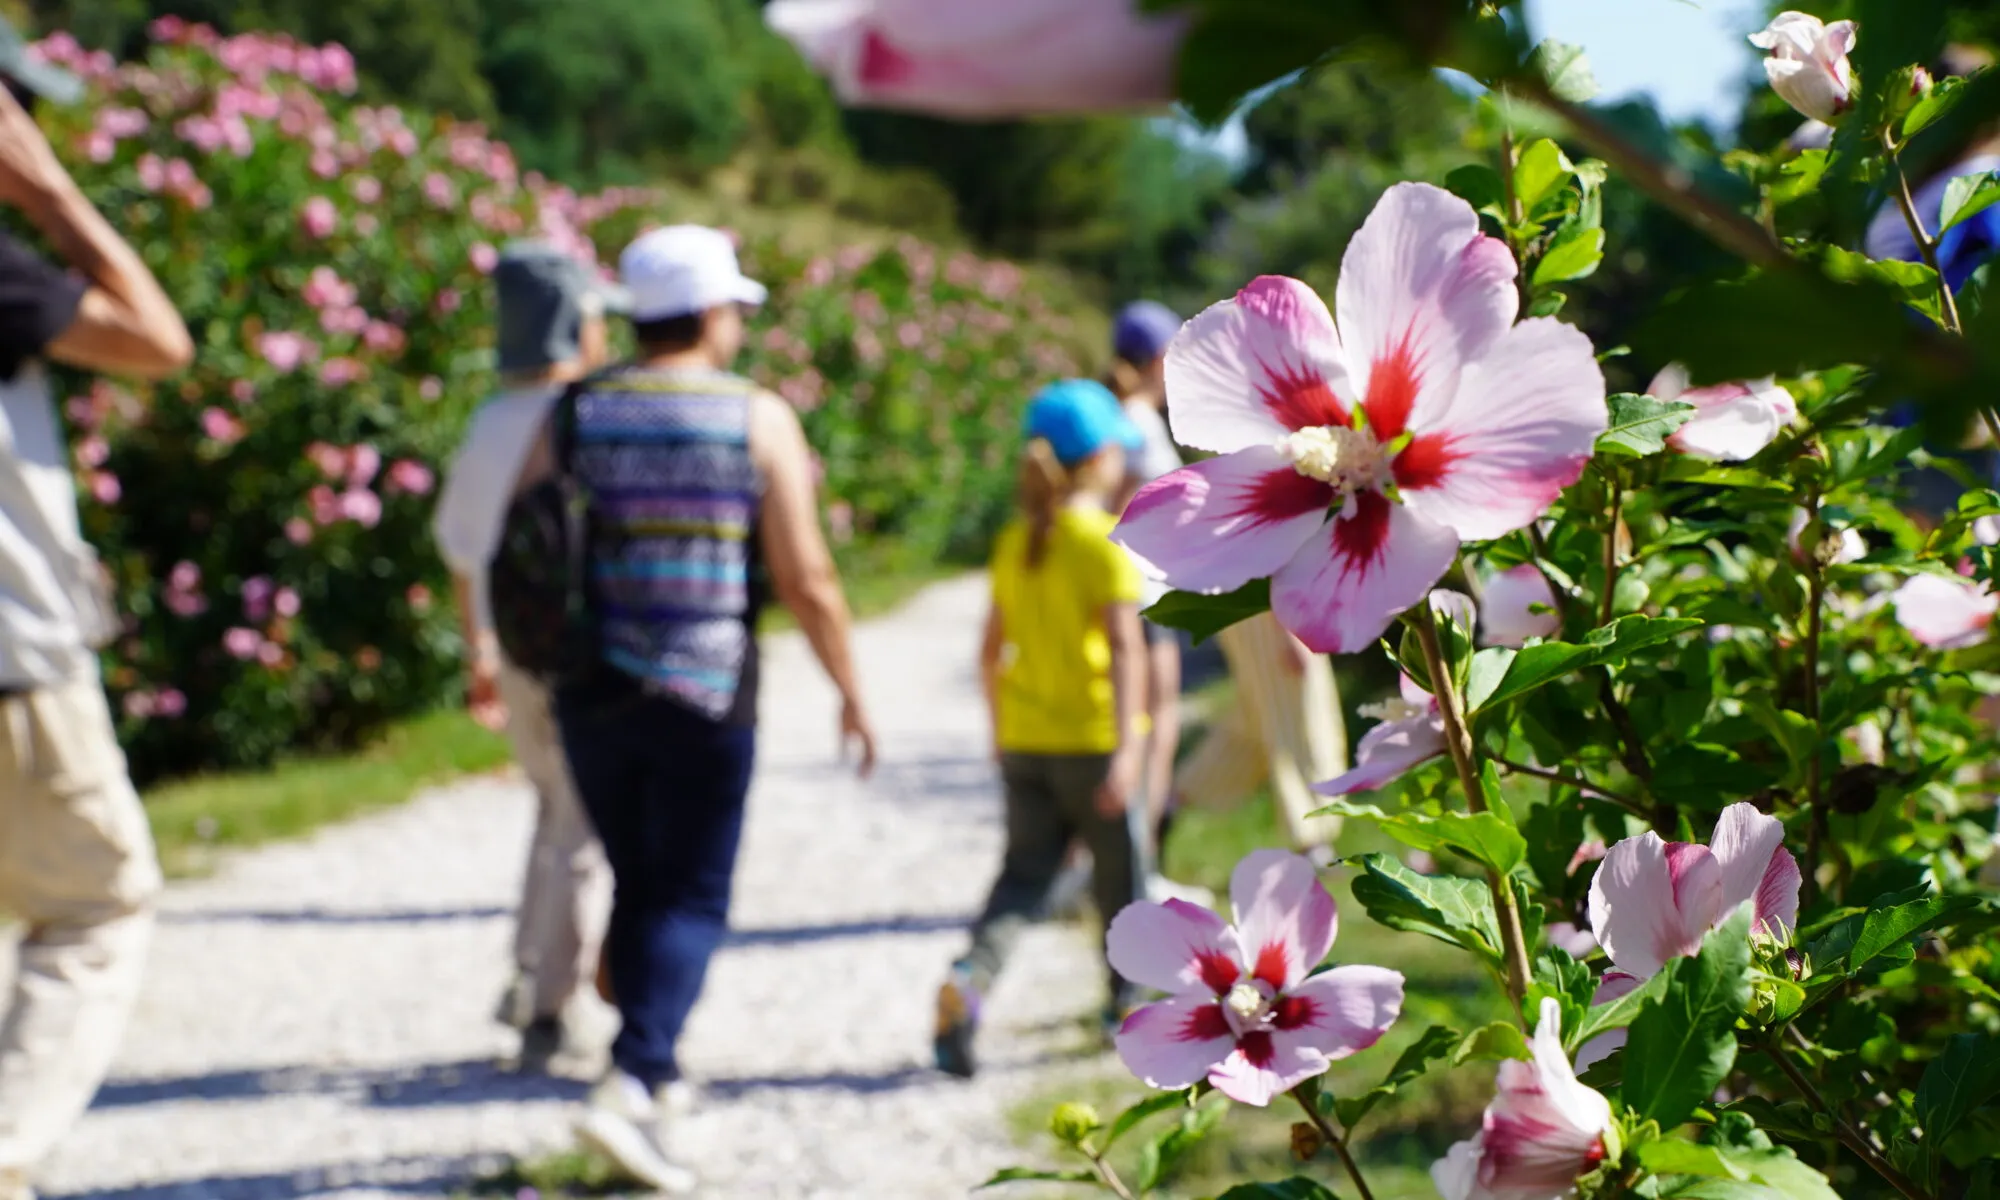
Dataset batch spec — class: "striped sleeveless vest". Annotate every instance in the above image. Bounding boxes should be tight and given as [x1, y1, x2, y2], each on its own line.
[572, 365, 764, 722]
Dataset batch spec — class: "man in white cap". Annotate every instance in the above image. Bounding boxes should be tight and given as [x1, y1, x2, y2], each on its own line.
[552, 226, 878, 1191]
[432, 242, 627, 1073]
[0, 22, 193, 1200]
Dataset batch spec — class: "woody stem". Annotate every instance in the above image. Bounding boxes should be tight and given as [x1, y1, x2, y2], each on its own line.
[1292, 1088, 1377, 1200]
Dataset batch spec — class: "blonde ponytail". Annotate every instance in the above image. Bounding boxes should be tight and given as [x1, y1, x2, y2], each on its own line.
[1018, 437, 1073, 569]
[1107, 359, 1148, 401]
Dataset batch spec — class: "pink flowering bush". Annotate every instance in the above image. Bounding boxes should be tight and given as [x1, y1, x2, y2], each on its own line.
[36, 25, 1090, 780]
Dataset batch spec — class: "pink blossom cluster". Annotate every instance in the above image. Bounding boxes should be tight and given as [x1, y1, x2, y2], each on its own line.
[25, 31, 116, 83]
[122, 687, 187, 722]
[134, 153, 212, 209]
[163, 559, 207, 617]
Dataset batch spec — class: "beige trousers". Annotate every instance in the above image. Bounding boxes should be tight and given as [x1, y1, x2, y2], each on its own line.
[0, 676, 160, 1174]
[1175, 613, 1347, 851]
[497, 663, 610, 1022]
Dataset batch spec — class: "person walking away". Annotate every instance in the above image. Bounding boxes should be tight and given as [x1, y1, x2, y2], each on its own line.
[1105, 300, 1209, 905]
[550, 226, 878, 1192]
[1173, 611, 1346, 857]
[935, 380, 1148, 1079]
[431, 243, 625, 1073]
[0, 28, 194, 1200]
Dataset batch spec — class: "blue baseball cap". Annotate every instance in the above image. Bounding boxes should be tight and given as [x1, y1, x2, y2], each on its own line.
[1112, 300, 1182, 366]
[1024, 379, 1144, 468]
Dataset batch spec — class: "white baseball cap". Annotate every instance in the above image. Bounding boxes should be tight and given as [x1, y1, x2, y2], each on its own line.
[618, 225, 768, 322]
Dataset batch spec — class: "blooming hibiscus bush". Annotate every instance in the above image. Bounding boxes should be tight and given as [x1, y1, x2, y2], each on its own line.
[28, 23, 1092, 782]
[777, 3, 2000, 1198]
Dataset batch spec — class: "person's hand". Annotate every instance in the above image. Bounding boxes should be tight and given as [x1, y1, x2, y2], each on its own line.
[468, 663, 508, 732]
[1096, 747, 1142, 819]
[0, 85, 72, 212]
[841, 697, 879, 779]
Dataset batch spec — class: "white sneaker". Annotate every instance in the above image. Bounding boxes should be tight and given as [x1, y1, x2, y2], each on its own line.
[1147, 872, 1216, 909]
[0, 1169, 35, 1200]
[574, 1070, 699, 1194]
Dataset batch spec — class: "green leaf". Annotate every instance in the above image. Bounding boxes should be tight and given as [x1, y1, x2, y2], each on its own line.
[1144, 580, 1270, 644]
[1634, 266, 1919, 386]
[1623, 907, 1753, 1129]
[1347, 852, 1501, 959]
[1807, 244, 1946, 323]
[1447, 163, 1508, 222]
[1530, 38, 1599, 104]
[977, 1167, 1099, 1189]
[1639, 1141, 1838, 1200]
[1515, 138, 1573, 215]
[1464, 648, 1518, 712]
[1102, 1089, 1190, 1150]
[1217, 1181, 1338, 1200]
[1317, 800, 1528, 875]
[1942, 170, 2000, 234]
[1135, 1098, 1227, 1191]
[1904, 74, 1965, 139]
[1568, 969, 1672, 1053]
[1333, 1024, 1460, 1130]
[1807, 890, 1970, 974]
[1455, 1020, 1532, 1066]
[1916, 1033, 2000, 1150]
[1596, 392, 1696, 458]
[1533, 219, 1606, 287]
[1472, 616, 1705, 713]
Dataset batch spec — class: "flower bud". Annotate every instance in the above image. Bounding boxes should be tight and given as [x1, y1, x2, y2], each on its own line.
[1785, 947, 1809, 981]
[1291, 1121, 1324, 1161]
[1048, 1102, 1101, 1146]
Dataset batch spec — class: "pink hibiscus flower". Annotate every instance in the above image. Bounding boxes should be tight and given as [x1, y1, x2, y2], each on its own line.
[1105, 849, 1404, 1107]
[1112, 183, 1606, 653]
[1891, 572, 1997, 650]
[1433, 999, 1612, 1200]
[1480, 565, 1561, 647]
[1651, 364, 1797, 462]
[1314, 674, 1445, 797]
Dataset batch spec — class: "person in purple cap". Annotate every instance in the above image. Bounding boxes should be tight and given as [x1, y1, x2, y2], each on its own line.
[935, 379, 1148, 1079]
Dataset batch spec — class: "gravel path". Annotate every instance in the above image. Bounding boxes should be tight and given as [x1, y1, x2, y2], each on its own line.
[24, 576, 1110, 1199]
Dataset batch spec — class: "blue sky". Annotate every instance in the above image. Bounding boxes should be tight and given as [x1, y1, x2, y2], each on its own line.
[1524, 0, 1768, 126]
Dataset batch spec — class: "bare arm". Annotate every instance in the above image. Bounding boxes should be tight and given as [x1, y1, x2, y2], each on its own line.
[979, 603, 1004, 761]
[451, 572, 506, 731]
[1096, 600, 1147, 817]
[751, 392, 876, 777]
[0, 88, 192, 379]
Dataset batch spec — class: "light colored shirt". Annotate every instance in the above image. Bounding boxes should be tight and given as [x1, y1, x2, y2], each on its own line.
[991, 505, 1143, 755]
[431, 384, 561, 631]
[0, 367, 114, 686]
[1123, 397, 1181, 609]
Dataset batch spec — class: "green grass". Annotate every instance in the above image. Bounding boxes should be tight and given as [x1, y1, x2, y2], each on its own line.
[144, 708, 511, 877]
[460, 1152, 636, 1198]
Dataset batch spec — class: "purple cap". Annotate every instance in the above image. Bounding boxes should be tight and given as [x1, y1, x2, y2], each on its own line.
[1112, 300, 1182, 366]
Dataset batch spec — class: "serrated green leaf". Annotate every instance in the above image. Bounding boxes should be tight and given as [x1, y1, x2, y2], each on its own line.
[1808, 890, 1971, 974]
[1942, 170, 2000, 235]
[1473, 616, 1705, 713]
[1333, 1024, 1460, 1131]
[1623, 908, 1753, 1129]
[1530, 38, 1599, 103]
[1144, 580, 1270, 644]
[1916, 1033, 2000, 1151]
[1596, 393, 1696, 457]
[1455, 1020, 1532, 1066]
[1319, 800, 1527, 875]
[1348, 852, 1501, 959]
[1102, 1088, 1190, 1150]
[1534, 220, 1606, 287]
[977, 1166, 1099, 1189]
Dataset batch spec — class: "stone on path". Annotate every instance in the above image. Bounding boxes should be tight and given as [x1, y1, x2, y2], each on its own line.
[26, 576, 1108, 1199]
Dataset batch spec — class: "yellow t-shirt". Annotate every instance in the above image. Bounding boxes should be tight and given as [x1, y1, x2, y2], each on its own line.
[991, 505, 1143, 755]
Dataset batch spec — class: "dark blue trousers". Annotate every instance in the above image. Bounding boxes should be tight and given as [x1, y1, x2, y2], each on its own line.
[558, 687, 757, 1088]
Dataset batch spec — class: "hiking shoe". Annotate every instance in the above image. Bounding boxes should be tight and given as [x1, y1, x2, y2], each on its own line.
[933, 968, 981, 1079]
[574, 1070, 699, 1194]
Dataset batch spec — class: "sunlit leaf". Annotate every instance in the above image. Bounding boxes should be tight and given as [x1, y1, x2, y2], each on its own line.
[1144, 580, 1270, 644]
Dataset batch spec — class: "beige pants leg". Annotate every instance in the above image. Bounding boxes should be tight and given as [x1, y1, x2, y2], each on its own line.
[1174, 614, 1347, 852]
[0, 677, 160, 1174]
[497, 663, 610, 1022]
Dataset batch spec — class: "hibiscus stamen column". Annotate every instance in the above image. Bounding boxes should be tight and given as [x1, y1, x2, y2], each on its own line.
[1408, 600, 1535, 1010]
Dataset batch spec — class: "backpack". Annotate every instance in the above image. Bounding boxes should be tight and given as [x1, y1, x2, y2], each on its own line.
[488, 378, 602, 689]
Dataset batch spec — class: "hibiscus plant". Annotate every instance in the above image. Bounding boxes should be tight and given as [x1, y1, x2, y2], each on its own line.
[775, 3, 2000, 1198]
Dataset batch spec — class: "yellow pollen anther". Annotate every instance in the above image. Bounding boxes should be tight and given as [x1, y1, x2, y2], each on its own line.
[1358, 697, 1426, 723]
[1225, 982, 1267, 1023]
[1281, 425, 1386, 492]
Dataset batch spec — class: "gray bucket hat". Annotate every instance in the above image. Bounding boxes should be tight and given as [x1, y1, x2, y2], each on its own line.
[0, 16, 83, 106]
[494, 242, 633, 374]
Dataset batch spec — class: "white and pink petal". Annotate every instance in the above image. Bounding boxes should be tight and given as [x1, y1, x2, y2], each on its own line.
[1270, 491, 1460, 654]
[1314, 712, 1446, 796]
[1586, 832, 1721, 979]
[1706, 803, 1800, 939]
[1112, 447, 1332, 594]
[1270, 965, 1405, 1062]
[1229, 850, 1338, 992]
[1114, 994, 1238, 1091]
[1106, 898, 1244, 997]
[1164, 276, 1355, 454]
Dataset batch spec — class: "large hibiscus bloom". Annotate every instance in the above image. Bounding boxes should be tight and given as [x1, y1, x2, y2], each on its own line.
[1434, 999, 1613, 1200]
[1106, 850, 1404, 1107]
[1113, 183, 1607, 653]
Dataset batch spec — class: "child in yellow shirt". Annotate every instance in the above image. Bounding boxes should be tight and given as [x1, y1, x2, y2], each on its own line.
[935, 380, 1147, 1079]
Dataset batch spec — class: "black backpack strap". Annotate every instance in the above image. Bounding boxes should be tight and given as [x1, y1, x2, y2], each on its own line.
[550, 375, 591, 475]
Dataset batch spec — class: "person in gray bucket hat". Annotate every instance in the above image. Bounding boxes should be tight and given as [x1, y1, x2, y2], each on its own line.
[0, 16, 192, 1200]
[432, 241, 629, 1074]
